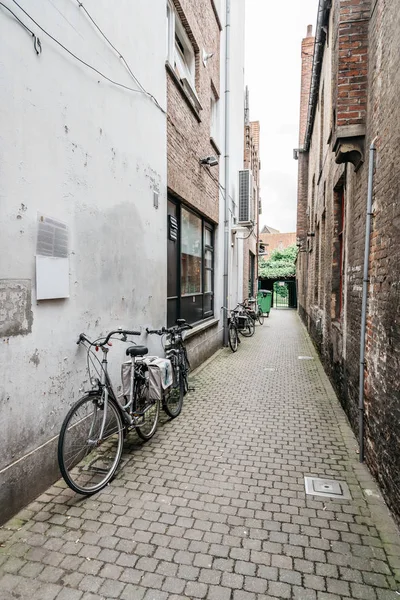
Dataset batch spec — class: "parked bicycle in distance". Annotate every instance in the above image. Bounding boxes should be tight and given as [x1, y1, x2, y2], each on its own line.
[243, 297, 264, 325]
[146, 318, 192, 417]
[58, 328, 162, 495]
[224, 307, 241, 352]
[235, 302, 256, 337]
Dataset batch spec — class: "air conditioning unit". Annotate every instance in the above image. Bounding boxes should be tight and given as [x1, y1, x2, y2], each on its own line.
[238, 169, 253, 225]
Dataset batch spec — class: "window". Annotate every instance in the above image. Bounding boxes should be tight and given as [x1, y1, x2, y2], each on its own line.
[248, 252, 255, 298]
[332, 184, 345, 321]
[167, 1, 196, 91]
[210, 93, 219, 145]
[167, 199, 214, 326]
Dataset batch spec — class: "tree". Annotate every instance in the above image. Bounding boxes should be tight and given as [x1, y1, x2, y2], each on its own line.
[259, 244, 297, 279]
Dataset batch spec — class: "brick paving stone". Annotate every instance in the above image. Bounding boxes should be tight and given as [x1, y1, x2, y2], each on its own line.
[1, 311, 400, 600]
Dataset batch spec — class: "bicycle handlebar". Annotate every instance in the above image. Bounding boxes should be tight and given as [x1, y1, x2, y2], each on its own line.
[77, 329, 141, 346]
[146, 322, 193, 336]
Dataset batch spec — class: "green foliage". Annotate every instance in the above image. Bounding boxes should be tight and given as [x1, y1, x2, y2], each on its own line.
[259, 244, 297, 279]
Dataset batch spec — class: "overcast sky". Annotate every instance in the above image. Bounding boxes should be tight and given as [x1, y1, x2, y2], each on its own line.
[245, 0, 319, 233]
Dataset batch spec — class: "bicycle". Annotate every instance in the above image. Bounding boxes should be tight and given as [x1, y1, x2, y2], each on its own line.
[146, 319, 192, 418]
[224, 307, 241, 352]
[234, 303, 256, 337]
[58, 329, 161, 495]
[243, 297, 264, 326]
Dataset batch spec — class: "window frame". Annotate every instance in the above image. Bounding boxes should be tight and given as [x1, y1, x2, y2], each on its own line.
[167, 198, 214, 326]
[167, 1, 196, 93]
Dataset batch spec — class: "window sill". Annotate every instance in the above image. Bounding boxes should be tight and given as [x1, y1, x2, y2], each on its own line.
[210, 137, 221, 156]
[184, 317, 218, 340]
[166, 61, 202, 123]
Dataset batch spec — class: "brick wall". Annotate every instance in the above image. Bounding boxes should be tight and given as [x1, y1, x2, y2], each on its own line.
[297, 27, 314, 250]
[336, 0, 370, 129]
[296, 0, 400, 525]
[167, 0, 221, 222]
[260, 232, 296, 258]
[243, 120, 260, 299]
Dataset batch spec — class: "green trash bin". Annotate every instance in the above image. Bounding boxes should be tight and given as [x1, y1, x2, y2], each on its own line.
[257, 290, 272, 317]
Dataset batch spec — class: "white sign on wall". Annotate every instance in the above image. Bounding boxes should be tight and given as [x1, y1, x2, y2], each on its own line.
[36, 215, 69, 300]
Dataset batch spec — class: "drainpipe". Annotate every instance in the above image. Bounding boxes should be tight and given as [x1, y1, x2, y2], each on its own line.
[359, 139, 377, 462]
[223, 0, 231, 346]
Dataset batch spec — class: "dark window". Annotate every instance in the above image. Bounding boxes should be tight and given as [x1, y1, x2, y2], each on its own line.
[167, 198, 214, 326]
[332, 185, 345, 321]
[248, 252, 255, 297]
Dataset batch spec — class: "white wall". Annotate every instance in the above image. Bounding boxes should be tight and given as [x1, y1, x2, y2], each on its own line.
[0, 0, 167, 520]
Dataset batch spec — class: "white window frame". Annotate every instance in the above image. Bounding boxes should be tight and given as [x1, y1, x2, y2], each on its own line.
[210, 93, 219, 145]
[167, 1, 196, 93]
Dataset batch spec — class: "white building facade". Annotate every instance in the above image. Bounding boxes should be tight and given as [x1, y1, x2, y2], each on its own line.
[0, 0, 167, 523]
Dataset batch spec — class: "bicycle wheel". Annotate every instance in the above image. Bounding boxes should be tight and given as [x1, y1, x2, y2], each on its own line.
[240, 316, 256, 337]
[163, 362, 184, 419]
[134, 393, 160, 441]
[182, 347, 190, 395]
[228, 323, 239, 352]
[58, 394, 124, 495]
[257, 309, 265, 325]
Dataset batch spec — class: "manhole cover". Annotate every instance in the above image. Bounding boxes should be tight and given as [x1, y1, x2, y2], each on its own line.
[304, 477, 351, 499]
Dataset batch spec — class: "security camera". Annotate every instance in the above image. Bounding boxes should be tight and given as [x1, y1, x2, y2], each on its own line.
[200, 155, 219, 167]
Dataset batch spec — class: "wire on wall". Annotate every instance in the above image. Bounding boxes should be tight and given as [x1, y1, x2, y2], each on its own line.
[0, 1, 41, 53]
[74, 0, 165, 114]
[8, 0, 166, 114]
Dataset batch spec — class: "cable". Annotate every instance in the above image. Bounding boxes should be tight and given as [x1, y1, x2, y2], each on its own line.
[0, 1, 41, 53]
[9, 0, 166, 114]
[74, 0, 165, 114]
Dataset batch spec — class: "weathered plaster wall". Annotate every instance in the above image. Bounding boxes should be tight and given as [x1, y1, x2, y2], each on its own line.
[0, 0, 167, 523]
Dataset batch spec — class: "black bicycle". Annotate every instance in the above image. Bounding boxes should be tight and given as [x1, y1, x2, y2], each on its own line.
[243, 297, 264, 325]
[227, 308, 241, 352]
[58, 329, 160, 495]
[234, 303, 256, 337]
[146, 319, 192, 418]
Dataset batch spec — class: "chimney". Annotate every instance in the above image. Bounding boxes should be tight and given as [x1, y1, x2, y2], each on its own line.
[299, 27, 315, 148]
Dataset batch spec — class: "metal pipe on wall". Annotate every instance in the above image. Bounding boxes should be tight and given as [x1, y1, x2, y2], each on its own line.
[359, 139, 377, 462]
[223, 0, 231, 347]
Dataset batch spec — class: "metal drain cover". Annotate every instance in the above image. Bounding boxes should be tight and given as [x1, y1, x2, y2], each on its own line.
[304, 477, 351, 499]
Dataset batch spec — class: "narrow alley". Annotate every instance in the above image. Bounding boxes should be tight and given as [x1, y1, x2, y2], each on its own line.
[1, 310, 399, 600]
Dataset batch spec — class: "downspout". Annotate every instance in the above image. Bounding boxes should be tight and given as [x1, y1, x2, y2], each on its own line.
[223, 0, 231, 346]
[359, 139, 377, 462]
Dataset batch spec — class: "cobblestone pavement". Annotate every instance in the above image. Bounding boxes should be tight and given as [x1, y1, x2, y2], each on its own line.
[1, 310, 400, 600]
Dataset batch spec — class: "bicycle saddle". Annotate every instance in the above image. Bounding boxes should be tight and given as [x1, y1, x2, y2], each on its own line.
[126, 345, 148, 357]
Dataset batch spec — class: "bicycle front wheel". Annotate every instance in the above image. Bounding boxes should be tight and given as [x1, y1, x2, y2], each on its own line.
[58, 394, 124, 495]
[257, 310, 265, 325]
[163, 363, 183, 419]
[134, 395, 160, 441]
[228, 323, 239, 352]
[240, 316, 255, 337]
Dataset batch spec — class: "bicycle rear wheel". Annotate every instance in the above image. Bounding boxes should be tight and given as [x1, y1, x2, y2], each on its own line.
[257, 309, 265, 325]
[228, 323, 239, 352]
[163, 362, 183, 419]
[58, 394, 124, 495]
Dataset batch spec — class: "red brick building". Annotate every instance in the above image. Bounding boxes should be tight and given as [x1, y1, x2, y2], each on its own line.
[296, 0, 400, 524]
[259, 231, 296, 259]
[242, 106, 261, 299]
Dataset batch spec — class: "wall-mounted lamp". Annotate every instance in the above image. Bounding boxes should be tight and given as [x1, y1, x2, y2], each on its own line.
[202, 49, 214, 67]
[200, 155, 219, 167]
